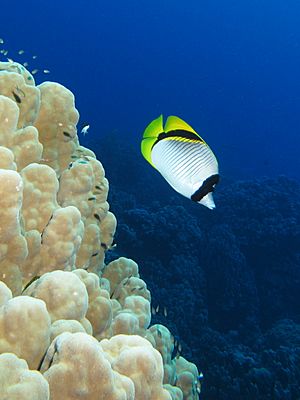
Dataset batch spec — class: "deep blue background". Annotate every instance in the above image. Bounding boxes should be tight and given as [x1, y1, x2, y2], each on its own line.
[1, 0, 300, 181]
[2, 2, 300, 399]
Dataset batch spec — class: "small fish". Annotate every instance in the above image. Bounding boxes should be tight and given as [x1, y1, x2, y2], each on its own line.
[141, 115, 219, 209]
[155, 305, 160, 313]
[109, 243, 117, 250]
[18, 49, 25, 55]
[31, 69, 38, 75]
[81, 124, 90, 136]
[94, 213, 101, 222]
[7, 58, 13, 63]
[32, 55, 37, 59]
[23, 62, 29, 67]
[163, 306, 168, 317]
[0, 38, 4, 44]
[123, 275, 132, 286]
[12, 91, 21, 103]
[0, 49, 4, 54]
[22, 275, 40, 293]
[4, 50, 8, 56]
[43, 69, 50, 74]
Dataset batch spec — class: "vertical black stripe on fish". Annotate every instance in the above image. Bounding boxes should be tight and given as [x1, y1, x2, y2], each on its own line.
[191, 174, 220, 202]
[12, 91, 22, 103]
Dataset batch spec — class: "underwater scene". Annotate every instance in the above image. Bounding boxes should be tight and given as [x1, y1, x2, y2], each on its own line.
[0, 0, 300, 399]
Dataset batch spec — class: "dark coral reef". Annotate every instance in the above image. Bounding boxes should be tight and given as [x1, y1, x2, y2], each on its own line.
[96, 134, 300, 400]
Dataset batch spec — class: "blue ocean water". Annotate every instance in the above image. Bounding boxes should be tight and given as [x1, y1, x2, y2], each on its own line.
[2, 1, 300, 399]
[2, 0, 300, 180]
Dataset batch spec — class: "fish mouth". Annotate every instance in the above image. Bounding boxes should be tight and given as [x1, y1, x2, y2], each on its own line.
[191, 174, 220, 202]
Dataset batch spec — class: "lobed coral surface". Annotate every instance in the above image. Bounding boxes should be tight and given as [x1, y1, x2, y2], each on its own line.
[0, 62, 201, 399]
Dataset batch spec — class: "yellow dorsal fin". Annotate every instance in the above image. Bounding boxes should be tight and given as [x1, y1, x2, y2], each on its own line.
[141, 115, 164, 168]
[142, 114, 163, 139]
[164, 115, 202, 140]
[141, 137, 157, 168]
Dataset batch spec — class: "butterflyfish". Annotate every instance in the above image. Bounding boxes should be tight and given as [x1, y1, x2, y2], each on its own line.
[141, 115, 219, 209]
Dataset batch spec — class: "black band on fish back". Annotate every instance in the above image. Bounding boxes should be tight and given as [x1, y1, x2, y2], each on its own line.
[153, 129, 203, 148]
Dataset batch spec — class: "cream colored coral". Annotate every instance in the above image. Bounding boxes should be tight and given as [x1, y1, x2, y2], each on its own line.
[0, 63, 41, 127]
[0, 62, 35, 87]
[0, 169, 27, 295]
[19, 163, 61, 282]
[101, 334, 172, 400]
[36, 206, 84, 275]
[149, 324, 176, 384]
[34, 82, 79, 175]
[0, 353, 49, 400]
[23, 270, 89, 324]
[175, 357, 200, 400]
[123, 295, 151, 331]
[100, 297, 150, 339]
[109, 311, 140, 337]
[41, 332, 135, 400]
[0, 280, 12, 306]
[100, 210, 117, 249]
[57, 157, 112, 273]
[0, 146, 16, 170]
[112, 276, 151, 305]
[0, 95, 42, 170]
[50, 319, 86, 342]
[103, 257, 140, 295]
[164, 384, 184, 400]
[0, 295, 51, 369]
[73, 269, 113, 338]
[0, 66, 200, 399]
[21, 163, 59, 232]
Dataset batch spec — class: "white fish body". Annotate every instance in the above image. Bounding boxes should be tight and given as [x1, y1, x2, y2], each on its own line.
[81, 125, 90, 135]
[141, 115, 219, 209]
